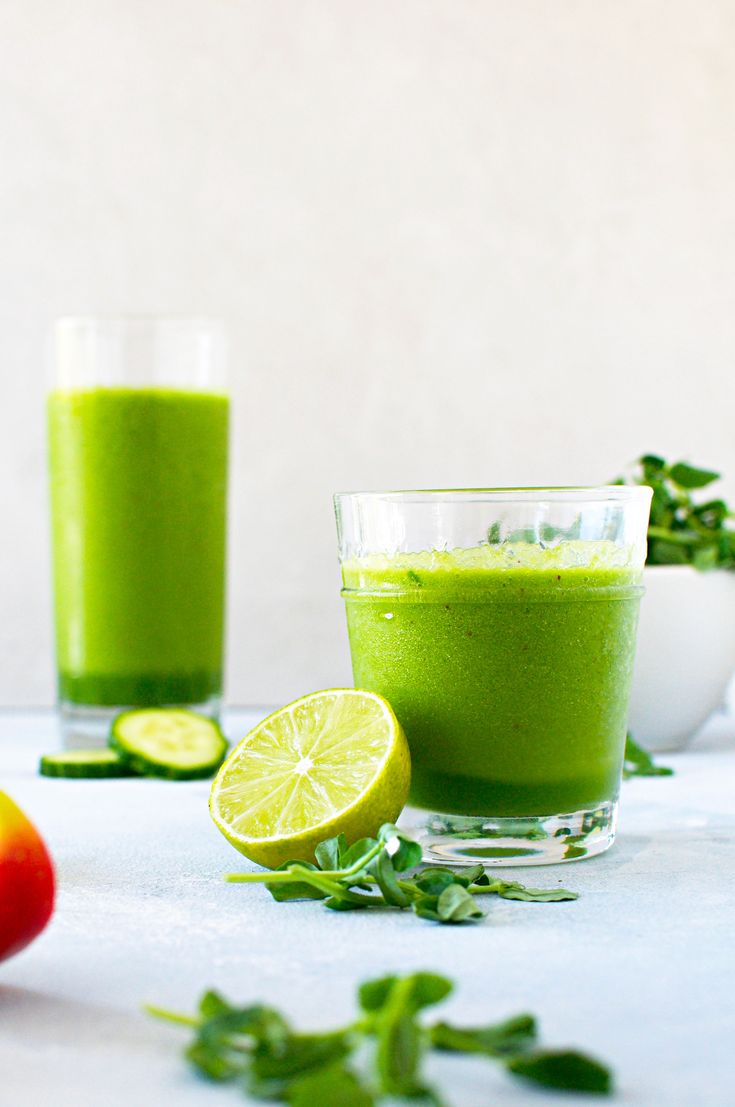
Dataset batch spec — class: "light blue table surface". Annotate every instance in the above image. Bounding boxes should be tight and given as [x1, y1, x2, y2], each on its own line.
[1, 709, 733, 1107]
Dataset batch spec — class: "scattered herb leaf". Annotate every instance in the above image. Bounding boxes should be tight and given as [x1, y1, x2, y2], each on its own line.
[507, 1048, 613, 1094]
[225, 824, 578, 926]
[623, 734, 674, 779]
[147, 975, 614, 1101]
[431, 1013, 537, 1057]
[614, 454, 735, 569]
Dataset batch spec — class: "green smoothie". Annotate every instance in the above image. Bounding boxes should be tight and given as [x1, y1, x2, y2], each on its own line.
[48, 387, 228, 707]
[342, 542, 642, 817]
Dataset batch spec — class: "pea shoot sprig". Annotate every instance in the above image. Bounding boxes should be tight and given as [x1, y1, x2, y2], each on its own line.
[616, 454, 735, 569]
[623, 734, 673, 779]
[224, 824, 577, 925]
[147, 971, 613, 1103]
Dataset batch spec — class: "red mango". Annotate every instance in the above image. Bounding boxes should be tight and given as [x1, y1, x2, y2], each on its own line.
[0, 791, 55, 962]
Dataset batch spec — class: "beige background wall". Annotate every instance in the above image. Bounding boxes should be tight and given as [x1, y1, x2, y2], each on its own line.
[1, 0, 734, 706]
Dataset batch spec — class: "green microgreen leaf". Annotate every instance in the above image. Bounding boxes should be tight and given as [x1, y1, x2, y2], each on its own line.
[431, 1013, 537, 1056]
[267, 862, 329, 903]
[359, 975, 400, 1013]
[339, 837, 379, 870]
[225, 827, 579, 926]
[376, 1000, 422, 1095]
[187, 1003, 289, 1083]
[359, 973, 453, 1015]
[668, 461, 720, 489]
[623, 734, 674, 779]
[248, 1029, 350, 1094]
[616, 454, 735, 570]
[378, 823, 423, 871]
[456, 864, 487, 886]
[371, 974, 451, 1097]
[412, 897, 442, 922]
[507, 1048, 613, 1094]
[413, 869, 458, 896]
[198, 990, 232, 1020]
[436, 883, 486, 923]
[370, 850, 411, 908]
[323, 891, 380, 911]
[314, 834, 347, 872]
[490, 880, 579, 902]
[692, 544, 720, 570]
[286, 1063, 375, 1106]
[640, 453, 666, 475]
[148, 977, 613, 1102]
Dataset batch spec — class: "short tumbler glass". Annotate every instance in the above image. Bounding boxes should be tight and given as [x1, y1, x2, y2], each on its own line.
[48, 317, 229, 747]
[335, 487, 652, 865]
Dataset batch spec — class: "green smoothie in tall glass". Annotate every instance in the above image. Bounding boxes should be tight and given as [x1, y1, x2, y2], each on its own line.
[48, 387, 228, 708]
[342, 543, 642, 817]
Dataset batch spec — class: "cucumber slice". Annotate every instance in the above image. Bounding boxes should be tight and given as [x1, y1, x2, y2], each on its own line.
[39, 748, 135, 779]
[110, 709, 228, 780]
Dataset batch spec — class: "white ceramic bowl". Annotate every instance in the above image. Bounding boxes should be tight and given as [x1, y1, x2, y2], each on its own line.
[627, 565, 735, 751]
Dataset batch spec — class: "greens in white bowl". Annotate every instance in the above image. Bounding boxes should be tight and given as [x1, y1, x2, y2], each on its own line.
[617, 456, 735, 751]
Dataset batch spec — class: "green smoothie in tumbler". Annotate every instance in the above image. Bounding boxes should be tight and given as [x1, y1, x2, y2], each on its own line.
[342, 542, 642, 817]
[48, 387, 228, 708]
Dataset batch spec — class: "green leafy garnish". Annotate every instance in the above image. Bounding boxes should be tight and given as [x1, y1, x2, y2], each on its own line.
[147, 973, 613, 1100]
[224, 824, 578, 925]
[623, 734, 673, 779]
[615, 454, 735, 569]
[507, 1049, 613, 1094]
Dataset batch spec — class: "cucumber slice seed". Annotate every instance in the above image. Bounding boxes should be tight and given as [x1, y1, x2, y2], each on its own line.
[110, 708, 228, 780]
[39, 749, 136, 779]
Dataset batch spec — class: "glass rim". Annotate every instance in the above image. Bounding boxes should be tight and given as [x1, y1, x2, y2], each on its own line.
[334, 486, 652, 504]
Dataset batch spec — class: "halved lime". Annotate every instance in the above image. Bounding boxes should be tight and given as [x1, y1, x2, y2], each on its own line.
[209, 689, 411, 868]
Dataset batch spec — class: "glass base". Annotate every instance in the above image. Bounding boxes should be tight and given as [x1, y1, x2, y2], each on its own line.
[407, 801, 618, 866]
[58, 696, 222, 749]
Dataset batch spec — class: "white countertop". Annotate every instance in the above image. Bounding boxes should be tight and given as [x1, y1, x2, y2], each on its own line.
[1, 709, 734, 1107]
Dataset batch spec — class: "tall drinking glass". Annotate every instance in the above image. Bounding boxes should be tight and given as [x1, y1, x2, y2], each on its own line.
[335, 488, 652, 864]
[48, 317, 229, 747]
